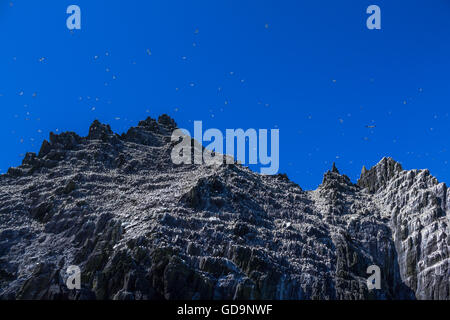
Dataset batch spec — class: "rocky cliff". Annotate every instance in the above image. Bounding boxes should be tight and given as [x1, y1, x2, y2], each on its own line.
[0, 115, 448, 300]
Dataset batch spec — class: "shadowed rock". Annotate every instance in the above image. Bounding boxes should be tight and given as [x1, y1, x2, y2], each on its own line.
[357, 157, 403, 193]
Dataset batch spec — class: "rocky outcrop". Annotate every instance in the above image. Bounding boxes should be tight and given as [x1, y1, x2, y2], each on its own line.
[0, 116, 448, 300]
[376, 169, 449, 299]
[357, 157, 403, 193]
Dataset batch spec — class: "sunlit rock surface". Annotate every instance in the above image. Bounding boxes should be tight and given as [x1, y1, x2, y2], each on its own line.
[0, 116, 448, 300]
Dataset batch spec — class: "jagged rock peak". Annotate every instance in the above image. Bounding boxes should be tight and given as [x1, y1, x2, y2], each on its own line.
[138, 116, 159, 130]
[157, 114, 177, 130]
[361, 165, 367, 175]
[37, 131, 83, 159]
[331, 162, 339, 174]
[320, 162, 353, 192]
[49, 131, 82, 149]
[88, 120, 113, 140]
[357, 157, 403, 193]
[38, 139, 52, 158]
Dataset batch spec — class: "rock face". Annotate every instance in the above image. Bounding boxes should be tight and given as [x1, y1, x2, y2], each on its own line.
[0, 116, 448, 300]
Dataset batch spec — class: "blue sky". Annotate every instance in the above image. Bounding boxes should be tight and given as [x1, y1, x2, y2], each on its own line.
[1, 0, 449, 190]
